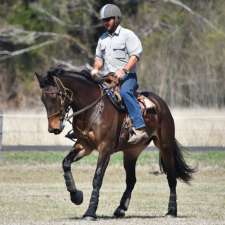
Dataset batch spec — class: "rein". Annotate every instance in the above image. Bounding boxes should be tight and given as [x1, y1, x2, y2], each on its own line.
[45, 76, 106, 123]
[66, 90, 105, 120]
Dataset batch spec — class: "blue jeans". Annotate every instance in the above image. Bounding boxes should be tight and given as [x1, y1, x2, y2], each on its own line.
[120, 73, 145, 129]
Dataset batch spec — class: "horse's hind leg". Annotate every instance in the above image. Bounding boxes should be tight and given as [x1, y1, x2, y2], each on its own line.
[166, 165, 177, 217]
[161, 150, 177, 217]
[154, 138, 177, 217]
[114, 146, 144, 218]
[62, 140, 92, 205]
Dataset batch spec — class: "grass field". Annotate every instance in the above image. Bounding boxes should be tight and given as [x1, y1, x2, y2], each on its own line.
[0, 150, 225, 225]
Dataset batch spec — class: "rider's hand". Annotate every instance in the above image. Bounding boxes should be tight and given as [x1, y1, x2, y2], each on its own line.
[115, 69, 126, 80]
[91, 69, 99, 77]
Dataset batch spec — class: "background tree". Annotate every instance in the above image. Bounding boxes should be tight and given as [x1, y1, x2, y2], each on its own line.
[0, 0, 225, 109]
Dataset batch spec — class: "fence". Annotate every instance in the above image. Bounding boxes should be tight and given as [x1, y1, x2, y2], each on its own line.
[170, 108, 225, 147]
[0, 112, 3, 151]
[0, 109, 225, 150]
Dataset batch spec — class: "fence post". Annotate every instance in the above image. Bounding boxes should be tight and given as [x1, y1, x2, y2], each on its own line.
[0, 111, 3, 152]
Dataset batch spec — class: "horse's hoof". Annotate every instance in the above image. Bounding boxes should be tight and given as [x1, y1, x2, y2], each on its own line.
[165, 211, 177, 218]
[82, 214, 97, 221]
[114, 207, 125, 218]
[70, 190, 83, 205]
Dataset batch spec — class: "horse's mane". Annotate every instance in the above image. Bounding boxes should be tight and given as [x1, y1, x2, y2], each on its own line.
[46, 64, 96, 86]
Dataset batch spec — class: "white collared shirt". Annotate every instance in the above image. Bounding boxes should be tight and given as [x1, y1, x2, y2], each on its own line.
[95, 25, 143, 75]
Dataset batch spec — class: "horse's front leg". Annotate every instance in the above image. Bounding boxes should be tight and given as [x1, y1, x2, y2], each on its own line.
[114, 150, 139, 218]
[83, 151, 110, 220]
[62, 141, 92, 205]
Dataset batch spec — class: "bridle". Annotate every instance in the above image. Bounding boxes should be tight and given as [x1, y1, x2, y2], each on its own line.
[43, 77, 73, 122]
[43, 76, 105, 124]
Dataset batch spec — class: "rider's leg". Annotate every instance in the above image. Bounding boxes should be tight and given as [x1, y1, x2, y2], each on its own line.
[120, 73, 144, 128]
[120, 73, 148, 143]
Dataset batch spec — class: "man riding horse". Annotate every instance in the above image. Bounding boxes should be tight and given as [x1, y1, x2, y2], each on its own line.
[91, 4, 148, 144]
[35, 3, 195, 220]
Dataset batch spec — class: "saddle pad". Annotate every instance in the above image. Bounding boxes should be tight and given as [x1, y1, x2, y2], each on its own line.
[137, 95, 156, 114]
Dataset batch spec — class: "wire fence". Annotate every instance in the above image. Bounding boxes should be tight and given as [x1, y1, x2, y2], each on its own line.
[1, 109, 225, 151]
[0, 112, 3, 151]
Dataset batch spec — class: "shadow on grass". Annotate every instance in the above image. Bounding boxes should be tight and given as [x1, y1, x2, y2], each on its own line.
[66, 214, 189, 221]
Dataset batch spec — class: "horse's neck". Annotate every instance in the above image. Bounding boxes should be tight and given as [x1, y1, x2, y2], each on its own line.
[62, 75, 100, 109]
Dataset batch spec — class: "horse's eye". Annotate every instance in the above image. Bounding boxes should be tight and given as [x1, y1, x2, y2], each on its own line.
[49, 93, 57, 98]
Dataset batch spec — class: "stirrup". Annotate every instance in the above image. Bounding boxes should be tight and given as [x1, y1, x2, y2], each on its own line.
[65, 130, 76, 141]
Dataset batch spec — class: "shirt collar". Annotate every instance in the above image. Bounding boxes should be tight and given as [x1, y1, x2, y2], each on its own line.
[107, 25, 122, 37]
[114, 25, 122, 35]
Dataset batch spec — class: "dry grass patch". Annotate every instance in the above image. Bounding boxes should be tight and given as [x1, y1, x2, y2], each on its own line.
[0, 151, 225, 225]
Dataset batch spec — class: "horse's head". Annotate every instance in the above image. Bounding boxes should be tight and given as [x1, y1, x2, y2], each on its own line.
[35, 71, 73, 134]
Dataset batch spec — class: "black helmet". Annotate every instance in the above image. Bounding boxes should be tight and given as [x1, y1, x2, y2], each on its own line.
[99, 4, 121, 20]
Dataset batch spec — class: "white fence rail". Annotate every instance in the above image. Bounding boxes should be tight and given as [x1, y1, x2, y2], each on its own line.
[1, 112, 72, 146]
[171, 108, 225, 147]
[0, 113, 3, 151]
[0, 109, 225, 148]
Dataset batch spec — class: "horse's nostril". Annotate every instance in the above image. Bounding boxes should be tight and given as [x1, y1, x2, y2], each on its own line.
[54, 129, 61, 134]
[48, 127, 62, 134]
[48, 127, 54, 133]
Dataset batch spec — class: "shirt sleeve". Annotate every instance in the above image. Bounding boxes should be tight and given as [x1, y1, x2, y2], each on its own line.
[95, 39, 103, 59]
[126, 30, 143, 59]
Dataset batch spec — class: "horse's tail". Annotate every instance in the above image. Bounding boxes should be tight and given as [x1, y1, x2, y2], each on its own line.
[145, 91, 195, 183]
[159, 140, 196, 183]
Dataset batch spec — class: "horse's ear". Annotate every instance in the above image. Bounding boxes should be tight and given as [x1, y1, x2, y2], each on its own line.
[35, 72, 42, 87]
[53, 76, 65, 92]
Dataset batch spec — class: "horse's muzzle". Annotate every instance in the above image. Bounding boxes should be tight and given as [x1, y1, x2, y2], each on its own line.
[48, 121, 65, 134]
[48, 127, 62, 134]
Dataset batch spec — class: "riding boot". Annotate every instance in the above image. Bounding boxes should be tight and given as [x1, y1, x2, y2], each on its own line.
[128, 127, 149, 144]
[65, 131, 76, 140]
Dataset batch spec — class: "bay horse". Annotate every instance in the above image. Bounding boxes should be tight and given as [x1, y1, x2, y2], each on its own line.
[35, 66, 194, 220]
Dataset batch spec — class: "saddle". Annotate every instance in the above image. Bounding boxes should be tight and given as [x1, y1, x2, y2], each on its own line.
[100, 74, 156, 147]
[101, 74, 156, 115]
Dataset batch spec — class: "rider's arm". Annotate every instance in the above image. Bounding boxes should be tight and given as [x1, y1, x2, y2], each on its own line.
[122, 55, 138, 73]
[124, 31, 142, 73]
[93, 57, 103, 72]
[91, 39, 104, 75]
[115, 55, 139, 80]
[115, 30, 142, 79]
[91, 57, 103, 76]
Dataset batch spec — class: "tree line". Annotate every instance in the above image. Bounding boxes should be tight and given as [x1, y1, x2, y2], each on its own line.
[0, 0, 225, 109]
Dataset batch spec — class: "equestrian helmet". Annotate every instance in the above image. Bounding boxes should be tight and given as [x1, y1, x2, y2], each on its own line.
[99, 4, 121, 20]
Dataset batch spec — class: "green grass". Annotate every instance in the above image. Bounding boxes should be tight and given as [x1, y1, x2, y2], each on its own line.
[1, 151, 66, 165]
[0, 150, 159, 166]
[1, 150, 225, 168]
[187, 151, 225, 168]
